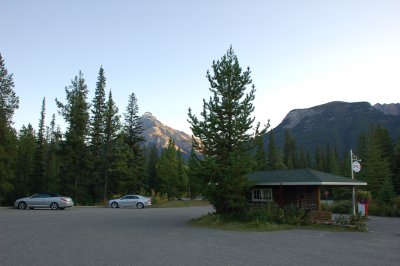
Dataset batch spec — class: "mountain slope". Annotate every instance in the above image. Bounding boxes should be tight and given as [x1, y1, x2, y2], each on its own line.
[266, 101, 400, 156]
[140, 112, 193, 158]
[373, 103, 400, 116]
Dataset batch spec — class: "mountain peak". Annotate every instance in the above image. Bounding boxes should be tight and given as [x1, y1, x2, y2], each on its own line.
[139, 113, 193, 158]
[269, 101, 400, 156]
[281, 101, 373, 129]
[373, 103, 400, 116]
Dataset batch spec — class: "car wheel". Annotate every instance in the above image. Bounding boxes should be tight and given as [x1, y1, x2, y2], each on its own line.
[50, 202, 59, 210]
[18, 202, 26, 210]
[136, 202, 144, 209]
[111, 202, 119, 208]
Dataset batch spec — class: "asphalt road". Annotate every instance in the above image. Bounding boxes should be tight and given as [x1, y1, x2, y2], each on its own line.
[0, 206, 399, 266]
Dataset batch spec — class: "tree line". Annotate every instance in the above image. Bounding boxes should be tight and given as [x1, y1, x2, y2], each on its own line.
[1, 50, 399, 209]
[0, 53, 193, 205]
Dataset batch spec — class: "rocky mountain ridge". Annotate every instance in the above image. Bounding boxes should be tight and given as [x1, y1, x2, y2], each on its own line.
[139, 101, 400, 160]
[373, 103, 400, 116]
[269, 101, 400, 156]
[139, 112, 193, 157]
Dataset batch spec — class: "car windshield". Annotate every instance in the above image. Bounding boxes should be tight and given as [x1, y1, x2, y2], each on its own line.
[31, 194, 49, 198]
[30, 193, 61, 198]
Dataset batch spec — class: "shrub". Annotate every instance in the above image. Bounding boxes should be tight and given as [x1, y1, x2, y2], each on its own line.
[368, 197, 400, 217]
[151, 191, 169, 205]
[321, 203, 331, 212]
[245, 202, 282, 224]
[245, 203, 309, 225]
[349, 214, 367, 229]
[331, 200, 352, 214]
[356, 190, 372, 203]
[283, 204, 308, 225]
[333, 215, 348, 225]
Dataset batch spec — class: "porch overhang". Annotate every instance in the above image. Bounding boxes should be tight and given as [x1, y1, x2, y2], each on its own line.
[246, 168, 367, 187]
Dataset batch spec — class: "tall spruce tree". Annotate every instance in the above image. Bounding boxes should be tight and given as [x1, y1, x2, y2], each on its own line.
[283, 129, 297, 169]
[188, 46, 266, 215]
[254, 134, 268, 171]
[394, 137, 400, 194]
[31, 97, 47, 192]
[267, 129, 285, 170]
[56, 71, 90, 203]
[187, 148, 203, 198]
[103, 90, 120, 201]
[145, 144, 159, 191]
[122, 92, 145, 193]
[157, 138, 180, 197]
[15, 124, 35, 197]
[89, 66, 107, 202]
[46, 114, 62, 192]
[314, 145, 324, 171]
[361, 126, 392, 199]
[124, 92, 144, 152]
[0, 53, 19, 204]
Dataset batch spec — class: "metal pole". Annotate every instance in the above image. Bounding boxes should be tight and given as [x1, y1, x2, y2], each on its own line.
[350, 150, 356, 215]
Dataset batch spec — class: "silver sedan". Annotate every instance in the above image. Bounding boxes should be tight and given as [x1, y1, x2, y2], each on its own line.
[108, 195, 152, 209]
[14, 193, 74, 210]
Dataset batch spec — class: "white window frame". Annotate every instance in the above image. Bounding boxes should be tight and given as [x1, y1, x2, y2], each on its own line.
[252, 188, 273, 202]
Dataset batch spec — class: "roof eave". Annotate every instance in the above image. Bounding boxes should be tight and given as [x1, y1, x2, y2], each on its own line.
[255, 182, 367, 186]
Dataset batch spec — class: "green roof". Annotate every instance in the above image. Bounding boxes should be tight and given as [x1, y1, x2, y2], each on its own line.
[246, 169, 367, 186]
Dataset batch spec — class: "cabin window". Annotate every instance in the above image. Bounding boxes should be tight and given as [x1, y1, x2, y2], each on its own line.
[252, 188, 273, 202]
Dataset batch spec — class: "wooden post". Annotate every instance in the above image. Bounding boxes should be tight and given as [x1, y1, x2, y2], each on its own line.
[317, 186, 321, 211]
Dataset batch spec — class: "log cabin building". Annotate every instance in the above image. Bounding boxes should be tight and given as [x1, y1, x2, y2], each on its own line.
[246, 169, 367, 211]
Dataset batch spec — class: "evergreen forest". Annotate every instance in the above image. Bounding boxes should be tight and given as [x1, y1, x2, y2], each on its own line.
[1, 51, 399, 216]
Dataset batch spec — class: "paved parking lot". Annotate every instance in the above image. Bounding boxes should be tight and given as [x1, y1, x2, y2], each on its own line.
[0, 206, 399, 266]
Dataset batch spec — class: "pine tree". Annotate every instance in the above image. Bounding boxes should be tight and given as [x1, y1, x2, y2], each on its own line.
[176, 148, 189, 196]
[145, 144, 159, 191]
[361, 126, 393, 199]
[187, 148, 203, 198]
[325, 143, 340, 174]
[314, 145, 324, 171]
[0, 53, 19, 204]
[103, 90, 120, 201]
[0, 53, 19, 124]
[89, 67, 107, 202]
[267, 129, 285, 170]
[283, 129, 297, 169]
[56, 71, 90, 203]
[122, 92, 145, 193]
[298, 146, 307, 168]
[188, 46, 266, 215]
[157, 138, 181, 197]
[254, 134, 267, 171]
[15, 124, 35, 197]
[379, 176, 395, 203]
[394, 137, 400, 195]
[124, 92, 144, 152]
[46, 114, 62, 192]
[31, 97, 47, 192]
[157, 138, 176, 196]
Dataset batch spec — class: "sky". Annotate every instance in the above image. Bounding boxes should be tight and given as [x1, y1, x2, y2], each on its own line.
[2, 0, 400, 134]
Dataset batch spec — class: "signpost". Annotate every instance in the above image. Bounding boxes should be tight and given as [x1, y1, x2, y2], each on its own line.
[352, 161, 361, 173]
[324, 190, 329, 204]
[350, 150, 361, 215]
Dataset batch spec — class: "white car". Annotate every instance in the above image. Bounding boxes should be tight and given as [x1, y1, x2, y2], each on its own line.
[14, 193, 74, 210]
[108, 195, 151, 209]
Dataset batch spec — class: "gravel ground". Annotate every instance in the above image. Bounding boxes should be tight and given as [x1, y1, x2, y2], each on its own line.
[0, 207, 399, 266]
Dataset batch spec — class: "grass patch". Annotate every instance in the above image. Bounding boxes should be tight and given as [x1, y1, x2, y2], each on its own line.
[152, 199, 211, 208]
[188, 213, 367, 232]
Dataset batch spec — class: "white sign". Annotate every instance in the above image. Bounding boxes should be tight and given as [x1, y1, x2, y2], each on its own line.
[352, 161, 361, 172]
